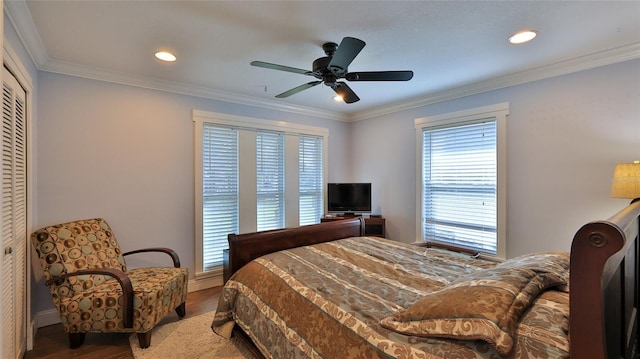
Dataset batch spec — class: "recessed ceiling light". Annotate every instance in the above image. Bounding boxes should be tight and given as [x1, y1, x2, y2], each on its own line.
[508, 30, 537, 44]
[155, 51, 177, 62]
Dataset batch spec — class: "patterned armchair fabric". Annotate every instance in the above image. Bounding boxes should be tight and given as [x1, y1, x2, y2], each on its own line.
[31, 218, 188, 349]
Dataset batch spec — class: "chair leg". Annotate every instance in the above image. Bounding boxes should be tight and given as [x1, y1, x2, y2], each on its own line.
[68, 332, 86, 349]
[175, 302, 186, 317]
[137, 331, 152, 349]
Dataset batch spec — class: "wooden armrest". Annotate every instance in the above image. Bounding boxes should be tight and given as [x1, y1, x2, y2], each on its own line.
[45, 268, 134, 328]
[123, 247, 181, 267]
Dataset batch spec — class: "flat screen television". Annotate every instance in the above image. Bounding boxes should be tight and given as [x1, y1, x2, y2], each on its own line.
[327, 183, 371, 216]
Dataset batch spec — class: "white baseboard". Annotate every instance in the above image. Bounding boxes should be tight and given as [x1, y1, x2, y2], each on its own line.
[188, 274, 223, 292]
[34, 308, 61, 329]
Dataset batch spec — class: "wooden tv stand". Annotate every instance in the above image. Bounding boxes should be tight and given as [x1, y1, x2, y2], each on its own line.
[321, 216, 385, 238]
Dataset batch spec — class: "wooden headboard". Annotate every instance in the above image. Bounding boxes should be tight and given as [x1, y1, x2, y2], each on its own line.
[225, 217, 365, 280]
[570, 201, 640, 358]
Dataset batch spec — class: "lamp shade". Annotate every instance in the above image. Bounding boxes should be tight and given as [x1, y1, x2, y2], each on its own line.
[611, 161, 640, 199]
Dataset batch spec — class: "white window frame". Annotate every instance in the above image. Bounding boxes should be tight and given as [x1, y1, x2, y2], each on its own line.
[415, 103, 508, 259]
[193, 110, 328, 282]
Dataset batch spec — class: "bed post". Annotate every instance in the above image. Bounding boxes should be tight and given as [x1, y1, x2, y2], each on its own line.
[570, 202, 640, 358]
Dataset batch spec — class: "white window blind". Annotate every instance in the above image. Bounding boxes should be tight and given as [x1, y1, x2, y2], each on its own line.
[202, 125, 239, 271]
[194, 110, 329, 277]
[299, 136, 323, 225]
[422, 120, 497, 254]
[256, 132, 285, 231]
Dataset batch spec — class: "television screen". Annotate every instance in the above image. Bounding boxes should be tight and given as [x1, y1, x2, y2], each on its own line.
[327, 183, 372, 215]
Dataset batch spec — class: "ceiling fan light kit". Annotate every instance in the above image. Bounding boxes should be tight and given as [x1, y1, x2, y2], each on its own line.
[251, 37, 414, 104]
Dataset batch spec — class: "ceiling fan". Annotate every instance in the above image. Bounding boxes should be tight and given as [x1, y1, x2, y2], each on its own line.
[250, 37, 413, 104]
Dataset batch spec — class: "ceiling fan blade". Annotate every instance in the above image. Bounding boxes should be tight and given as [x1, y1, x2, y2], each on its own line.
[345, 71, 414, 81]
[251, 61, 312, 76]
[275, 81, 322, 98]
[328, 37, 366, 74]
[332, 82, 360, 104]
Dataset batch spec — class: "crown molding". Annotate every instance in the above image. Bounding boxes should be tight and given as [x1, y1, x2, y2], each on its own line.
[350, 42, 640, 122]
[32, 41, 640, 123]
[4, 0, 347, 122]
[40, 59, 347, 121]
[6, 0, 639, 123]
[4, 0, 49, 68]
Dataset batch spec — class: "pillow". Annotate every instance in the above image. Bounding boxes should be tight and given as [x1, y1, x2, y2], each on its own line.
[379, 252, 569, 356]
[495, 251, 570, 292]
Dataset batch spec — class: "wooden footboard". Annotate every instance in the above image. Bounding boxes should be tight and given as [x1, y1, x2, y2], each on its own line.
[570, 201, 640, 358]
[225, 218, 365, 280]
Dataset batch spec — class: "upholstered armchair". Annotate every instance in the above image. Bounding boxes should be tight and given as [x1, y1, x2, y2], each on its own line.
[30, 218, 188, 349]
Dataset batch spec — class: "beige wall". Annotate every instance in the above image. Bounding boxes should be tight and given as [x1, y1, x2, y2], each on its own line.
[33, 72, 352, 313]
[32, 60, 640, 314]
[351, 59, 640, 257]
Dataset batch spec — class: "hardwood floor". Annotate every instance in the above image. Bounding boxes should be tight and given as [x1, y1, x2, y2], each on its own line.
[24, 286, 222, 359]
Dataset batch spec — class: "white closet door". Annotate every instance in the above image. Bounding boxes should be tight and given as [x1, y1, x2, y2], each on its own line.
[1, 66, 27, 359]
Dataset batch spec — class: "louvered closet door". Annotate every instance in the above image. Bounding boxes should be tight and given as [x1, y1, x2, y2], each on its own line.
[1, 66, 27, 359]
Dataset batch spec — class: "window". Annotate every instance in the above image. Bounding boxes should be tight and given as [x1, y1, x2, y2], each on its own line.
[299, 136, 323, 225]
[415, 104, 507, 258]
[194, 110, 328, 278]
[256, 132, 285, 231]
[201, 126, 239, 272]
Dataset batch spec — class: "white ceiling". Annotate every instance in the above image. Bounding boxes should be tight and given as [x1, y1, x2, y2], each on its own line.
[5, 0, 640, 121]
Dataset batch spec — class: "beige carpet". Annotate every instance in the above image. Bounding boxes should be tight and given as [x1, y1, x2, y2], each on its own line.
[129, 311, 253, 358]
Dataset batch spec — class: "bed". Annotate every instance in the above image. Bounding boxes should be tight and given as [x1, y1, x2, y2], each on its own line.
[213, 201, 640, 358]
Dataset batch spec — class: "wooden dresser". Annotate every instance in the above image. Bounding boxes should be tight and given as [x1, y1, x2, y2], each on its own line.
[320, 216, 385, 238]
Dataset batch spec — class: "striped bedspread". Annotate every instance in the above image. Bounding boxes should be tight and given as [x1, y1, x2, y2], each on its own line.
[212, 236, 570, 359]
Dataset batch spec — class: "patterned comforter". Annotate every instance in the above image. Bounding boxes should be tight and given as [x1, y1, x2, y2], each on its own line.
[212, 236, 570, 359]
